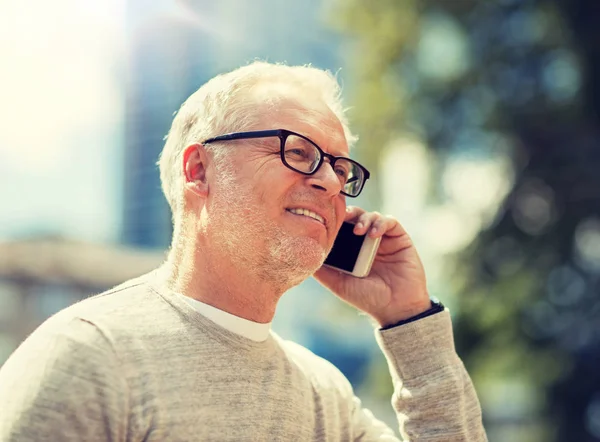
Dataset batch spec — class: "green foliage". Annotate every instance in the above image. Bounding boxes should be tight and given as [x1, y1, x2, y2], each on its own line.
[329, 0, 600, 440]
[329, 0, 417, 175]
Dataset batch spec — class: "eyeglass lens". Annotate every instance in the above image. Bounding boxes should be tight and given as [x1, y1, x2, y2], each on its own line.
[282, 134, 363, 196]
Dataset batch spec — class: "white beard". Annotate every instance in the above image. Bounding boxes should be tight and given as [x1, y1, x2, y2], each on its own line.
[207, 163, 327, 291]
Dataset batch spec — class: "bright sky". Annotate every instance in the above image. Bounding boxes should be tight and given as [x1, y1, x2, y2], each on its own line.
[0, 0, 340, 244]
[0, 0, 124, 242]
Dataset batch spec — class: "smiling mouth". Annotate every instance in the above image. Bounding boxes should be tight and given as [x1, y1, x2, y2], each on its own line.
[286, 208, 325, 225]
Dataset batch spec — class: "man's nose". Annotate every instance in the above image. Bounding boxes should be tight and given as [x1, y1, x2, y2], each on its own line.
[305, 160, 343, 197]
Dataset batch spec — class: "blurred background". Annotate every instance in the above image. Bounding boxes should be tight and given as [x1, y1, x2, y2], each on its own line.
[1, 0, 599, 440]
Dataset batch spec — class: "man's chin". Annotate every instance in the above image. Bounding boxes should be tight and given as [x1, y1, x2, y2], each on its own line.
[271, 236, 327, 275]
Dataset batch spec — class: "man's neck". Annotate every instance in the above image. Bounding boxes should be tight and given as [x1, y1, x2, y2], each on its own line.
[158, 237, 286, 324]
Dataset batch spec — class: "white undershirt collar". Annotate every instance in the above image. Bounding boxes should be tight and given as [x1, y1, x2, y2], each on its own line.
[179, 294, 272, 342]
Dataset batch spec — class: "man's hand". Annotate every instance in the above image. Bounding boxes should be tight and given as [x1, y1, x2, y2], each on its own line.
[314, 206, 431, 327]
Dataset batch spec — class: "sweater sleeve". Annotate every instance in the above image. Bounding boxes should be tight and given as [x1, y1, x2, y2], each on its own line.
[0, 317, 129, 442]
[367, 309, 487, 441]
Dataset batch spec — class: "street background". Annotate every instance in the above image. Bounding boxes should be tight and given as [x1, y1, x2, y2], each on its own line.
[1, 1, 599, 440]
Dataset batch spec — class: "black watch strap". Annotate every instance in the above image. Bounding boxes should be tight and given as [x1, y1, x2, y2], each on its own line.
[380, 299, 445, 331]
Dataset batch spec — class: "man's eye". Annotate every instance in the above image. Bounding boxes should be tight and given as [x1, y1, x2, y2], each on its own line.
[335, 166, 349, 177]
[286, 148, 309, 158]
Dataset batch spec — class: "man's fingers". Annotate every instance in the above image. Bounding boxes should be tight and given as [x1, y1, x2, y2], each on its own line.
[369, 215, 400, 237]
[344, 207, 407, 238]
[344, 205, 366, 223]
[352, 211, 383, 235]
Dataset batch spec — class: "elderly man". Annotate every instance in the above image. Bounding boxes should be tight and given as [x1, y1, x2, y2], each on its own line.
[0, 62, 486, 441]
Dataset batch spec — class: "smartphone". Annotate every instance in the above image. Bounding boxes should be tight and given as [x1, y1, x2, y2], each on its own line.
[323, 221, 381, 278]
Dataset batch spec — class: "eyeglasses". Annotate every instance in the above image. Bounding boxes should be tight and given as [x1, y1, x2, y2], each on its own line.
[202, 129, 370, 197]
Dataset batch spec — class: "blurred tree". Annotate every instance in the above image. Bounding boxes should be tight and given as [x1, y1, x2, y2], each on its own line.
[330, 0, 600, 440]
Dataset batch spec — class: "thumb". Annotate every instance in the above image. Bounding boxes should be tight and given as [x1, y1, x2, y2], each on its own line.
[313, 265, 347, 293]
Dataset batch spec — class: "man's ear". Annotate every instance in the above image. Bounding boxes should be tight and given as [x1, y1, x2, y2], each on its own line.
[183, 144, 210, 198]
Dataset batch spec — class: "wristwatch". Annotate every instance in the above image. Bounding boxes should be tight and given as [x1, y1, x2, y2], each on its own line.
[381, 298, 445, 330]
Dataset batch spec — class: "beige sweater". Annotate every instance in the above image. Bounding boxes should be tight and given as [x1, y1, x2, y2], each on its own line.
[0, 273, 487, 441]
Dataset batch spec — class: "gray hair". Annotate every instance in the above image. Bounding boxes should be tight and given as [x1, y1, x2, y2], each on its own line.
[158, 61, 356, 223]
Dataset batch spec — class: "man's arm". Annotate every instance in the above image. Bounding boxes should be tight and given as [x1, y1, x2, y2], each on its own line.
[377, 310, 486, 441]
[347, 311, 486, 442]
[0, 317, 129, 441]
[315, 208, 487, 440]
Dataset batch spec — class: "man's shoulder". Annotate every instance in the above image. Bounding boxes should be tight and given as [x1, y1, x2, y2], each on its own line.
[61, 272, 159, 321]
[35, 272, 172, 344]
[275, 335, 354, 394]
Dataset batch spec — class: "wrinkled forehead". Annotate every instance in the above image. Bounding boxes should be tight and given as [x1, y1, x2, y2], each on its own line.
[246, 83, 349, 157]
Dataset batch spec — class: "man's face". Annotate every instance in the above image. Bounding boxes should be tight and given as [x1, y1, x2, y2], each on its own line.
[205, 91, 349, 288]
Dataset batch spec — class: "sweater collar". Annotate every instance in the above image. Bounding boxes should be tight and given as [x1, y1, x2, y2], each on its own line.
[178, 294, 272, 342]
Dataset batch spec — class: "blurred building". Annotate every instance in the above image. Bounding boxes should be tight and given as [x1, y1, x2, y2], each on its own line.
[122, 0, 218, 248]
[0, 237, 164, 366]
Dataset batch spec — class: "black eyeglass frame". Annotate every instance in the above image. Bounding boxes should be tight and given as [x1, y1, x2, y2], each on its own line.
[202, 129, 370, 197]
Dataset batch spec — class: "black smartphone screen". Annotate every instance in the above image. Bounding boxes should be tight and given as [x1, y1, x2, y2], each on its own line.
[324, 221, 366, 272]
